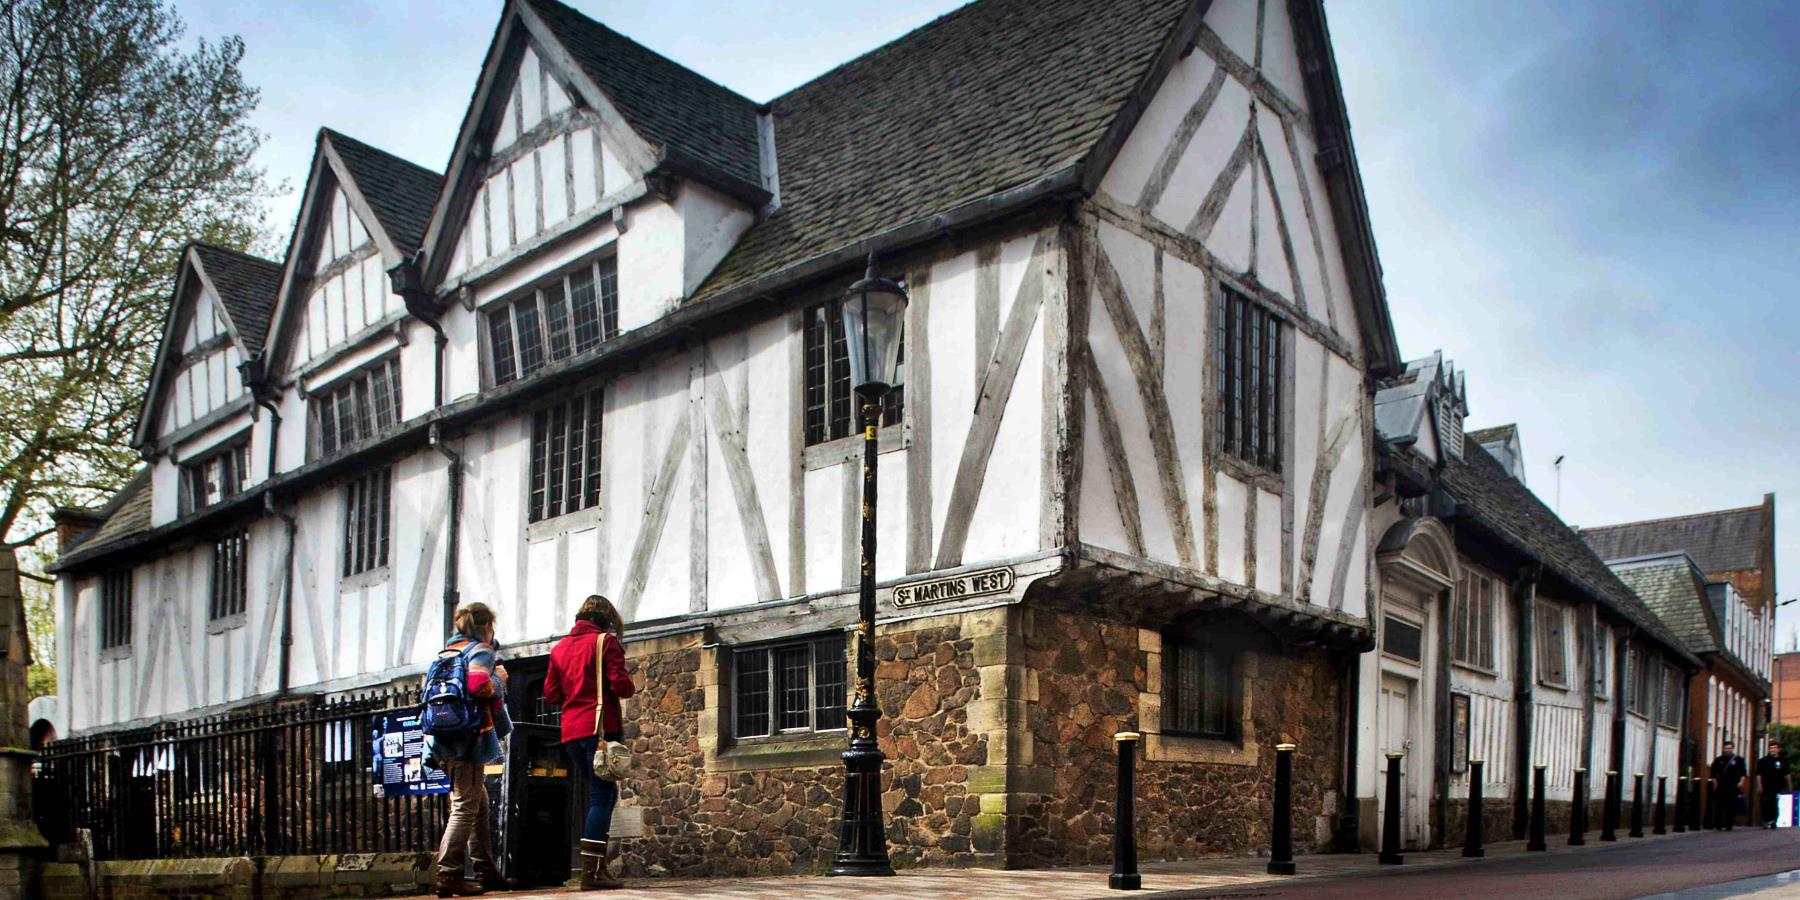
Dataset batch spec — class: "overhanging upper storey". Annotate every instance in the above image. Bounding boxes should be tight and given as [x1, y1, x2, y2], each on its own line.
[417, 0, 766, 297]
[261, 129, 444, 380]
[133, 244, 281, 457]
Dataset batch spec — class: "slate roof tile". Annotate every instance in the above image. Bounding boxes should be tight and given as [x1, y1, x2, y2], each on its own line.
[528, 0, 762, 193]
[324, 129, 444, 255]
[190, 244, 282, 355]
[1611, 557, 1718, 656]
[71, 472, 152, 554]
[1440, 442, 1694, 661]
[1581, 505, 1768, 576]
[692, 0, 1192, 301]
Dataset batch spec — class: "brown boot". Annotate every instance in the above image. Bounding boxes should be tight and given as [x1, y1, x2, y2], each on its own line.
[435, 872, 487, 898]
[578, 838, 623, 890]
[473, 862, 515, 892]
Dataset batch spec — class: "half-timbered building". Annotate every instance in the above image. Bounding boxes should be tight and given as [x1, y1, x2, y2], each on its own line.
[46, 0, 1448, 880]
[1366, 357, 1698, 851]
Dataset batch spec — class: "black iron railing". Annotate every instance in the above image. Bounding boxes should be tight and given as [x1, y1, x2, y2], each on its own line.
[33, 687, 449, 860]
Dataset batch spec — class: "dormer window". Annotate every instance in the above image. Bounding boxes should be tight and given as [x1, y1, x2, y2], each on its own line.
[1437, 394, 1464, 459]
[486, 256, 618, 386]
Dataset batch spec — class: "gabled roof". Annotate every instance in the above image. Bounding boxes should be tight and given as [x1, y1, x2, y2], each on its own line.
[322, 129, 443, 256]
[525, 0, 761, 193]
[188, 244, 282, 353]
[263, 129, 446, 371]
[132, 244, 283, 450]
[694, 0, 1194, 302]
[63, 471, 152, 556]
[1439, 441, 1696, 665]
[1610, 553, 1720, 656]
[1582, 502, 1771, 577]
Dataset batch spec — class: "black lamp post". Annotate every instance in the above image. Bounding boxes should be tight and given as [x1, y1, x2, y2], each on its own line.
[828, 254, 907, 878]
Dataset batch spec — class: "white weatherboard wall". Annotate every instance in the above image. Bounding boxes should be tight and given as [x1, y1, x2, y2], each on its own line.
[1085, 0, 1370, 615]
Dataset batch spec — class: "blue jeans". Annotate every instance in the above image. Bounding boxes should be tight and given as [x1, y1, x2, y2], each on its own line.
[566, 735, 621, 841]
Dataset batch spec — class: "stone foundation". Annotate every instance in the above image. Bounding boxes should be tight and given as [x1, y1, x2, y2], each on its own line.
[40, 853, 431, 899]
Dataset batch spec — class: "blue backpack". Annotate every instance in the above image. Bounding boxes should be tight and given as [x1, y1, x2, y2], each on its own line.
[420, 643, 482, 738]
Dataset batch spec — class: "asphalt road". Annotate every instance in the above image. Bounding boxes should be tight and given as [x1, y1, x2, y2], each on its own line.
[1148, 829, 1800, 900]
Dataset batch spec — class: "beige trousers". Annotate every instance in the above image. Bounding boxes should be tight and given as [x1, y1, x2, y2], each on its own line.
[435, 758, 494, 875]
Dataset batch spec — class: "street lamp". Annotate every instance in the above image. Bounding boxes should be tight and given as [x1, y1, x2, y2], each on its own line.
[829, 254, 906, 878]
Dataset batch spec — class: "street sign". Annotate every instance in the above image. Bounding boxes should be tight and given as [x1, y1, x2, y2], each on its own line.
[892, 565, 1015, 609]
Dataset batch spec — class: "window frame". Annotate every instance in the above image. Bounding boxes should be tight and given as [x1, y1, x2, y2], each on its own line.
[801, 298, 903, 448]
[483, 254, 620, 388]
[527, 388, 604, 524]
[341, 466, 392, 578]
[179, 439, 251, 515]
[99, 569, 133, 652]
[728, 634, 849, 742]
[1214, 282, 1285, 475]
[1160, 634, 1241, 742]
[1534, 601, 1569, 688]
[1594, 626, 1612, 700]
[1657, 663, 1683, 728]
[1451, 569, 1498, 672]
[311, 355, 402, 459]
[208, 528, 249, 625]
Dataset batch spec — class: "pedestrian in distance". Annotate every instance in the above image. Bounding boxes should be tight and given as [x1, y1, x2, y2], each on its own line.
[545, 594, 638, 890]
[1710, 740, 1748, 831]
[1756, 740, 1789, 829]
[424, 602, 515, 896]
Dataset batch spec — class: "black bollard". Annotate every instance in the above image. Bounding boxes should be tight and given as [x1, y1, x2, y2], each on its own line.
[1690, 768, 1704, 831]
[1673, 777, 1687, 834]
[1600, 771, 1620, 841]
[1110, 732, 1141, 890]
[1629, 773, 1645, 838]
[1654, 776, 1667, 835]
[1569, 768, 1587, 846]
[1527, 765, 1548, 851]
[1463, 759, 1486, 858]
[1380, 752, 1405, 865]
[1268, 742, 1296, 876]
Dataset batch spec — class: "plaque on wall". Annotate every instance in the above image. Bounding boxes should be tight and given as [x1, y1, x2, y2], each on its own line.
[1451, 692, 1470, 774]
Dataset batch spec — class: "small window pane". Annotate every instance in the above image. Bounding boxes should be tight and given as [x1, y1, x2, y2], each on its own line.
[514, 300, 544, 376]
[488, 310, 518, 385]
[569, 267, 601, 353]
[735, 649, 770, 738]
[814, 638, 846, 731]
[543, 285, 572, 361]
[596, 257, 619, 339]
[776, 645, 811, 731]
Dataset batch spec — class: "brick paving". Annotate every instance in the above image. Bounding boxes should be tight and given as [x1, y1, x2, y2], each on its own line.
[507, 830, 1708, 899]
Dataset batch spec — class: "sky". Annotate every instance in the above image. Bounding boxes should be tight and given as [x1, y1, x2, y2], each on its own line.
[172, 0, 1800, 646]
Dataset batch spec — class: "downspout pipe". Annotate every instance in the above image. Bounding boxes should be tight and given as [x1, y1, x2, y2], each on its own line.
[394, 253, 460, 637]
[431, 424, 462, 639]
[264, 493, 297, 696]
[246, 358, 295, 696]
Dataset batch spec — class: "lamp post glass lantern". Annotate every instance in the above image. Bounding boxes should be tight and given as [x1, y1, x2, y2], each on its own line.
[830, 254, 906, 877]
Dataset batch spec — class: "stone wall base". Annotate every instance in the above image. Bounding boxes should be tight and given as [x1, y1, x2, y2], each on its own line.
[40, 853, 432, 899]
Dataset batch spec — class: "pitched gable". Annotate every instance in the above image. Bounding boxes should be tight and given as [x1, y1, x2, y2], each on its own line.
[134, 245, 281, 450]
[525, 0, 761, 196]
[264, 131, 445, 373]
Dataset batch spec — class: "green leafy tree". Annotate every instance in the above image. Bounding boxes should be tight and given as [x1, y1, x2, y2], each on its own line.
[0, 0, 271, 683]
[1772, 722, 1800, 764]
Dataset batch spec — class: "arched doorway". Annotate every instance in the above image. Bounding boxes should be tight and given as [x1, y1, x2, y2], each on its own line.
[1374, 517, 1457, 849]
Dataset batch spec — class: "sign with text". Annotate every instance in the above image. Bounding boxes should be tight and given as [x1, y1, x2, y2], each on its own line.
[892, 566, 1015, 609]
[371, 708, 451, 798]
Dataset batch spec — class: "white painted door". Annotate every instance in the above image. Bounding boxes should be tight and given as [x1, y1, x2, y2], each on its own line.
[1379, 674, 1426, 848]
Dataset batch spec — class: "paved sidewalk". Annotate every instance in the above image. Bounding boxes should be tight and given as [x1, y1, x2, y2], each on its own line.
[507, 829, 1706, 899]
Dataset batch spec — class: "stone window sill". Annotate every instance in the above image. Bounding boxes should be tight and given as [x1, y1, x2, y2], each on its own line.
[525, 504, 604, 543]
[100, 644, 132, 662]
[1144, 731, 1260, 767]
[710, 734, 845, 773]
[340, 566, 392, 593]
[206, 612, 247, 635]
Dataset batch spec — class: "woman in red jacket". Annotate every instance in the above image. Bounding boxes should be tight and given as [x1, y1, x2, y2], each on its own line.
[543, 594, 636, 890]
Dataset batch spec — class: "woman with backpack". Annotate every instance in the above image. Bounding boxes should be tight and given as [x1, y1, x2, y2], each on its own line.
[544, 595, 636, 890]
[425, 602, 514, 897]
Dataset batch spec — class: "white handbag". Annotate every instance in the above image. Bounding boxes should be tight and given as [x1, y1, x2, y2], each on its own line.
[591, 632, 632, 782]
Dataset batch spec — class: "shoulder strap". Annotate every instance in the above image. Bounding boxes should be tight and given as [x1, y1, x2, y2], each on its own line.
[594, 634, 615, 735]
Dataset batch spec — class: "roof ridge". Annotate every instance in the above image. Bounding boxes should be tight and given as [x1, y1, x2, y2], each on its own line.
[525, 0, 759, 108]
[1581, 503, 1766, 533]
